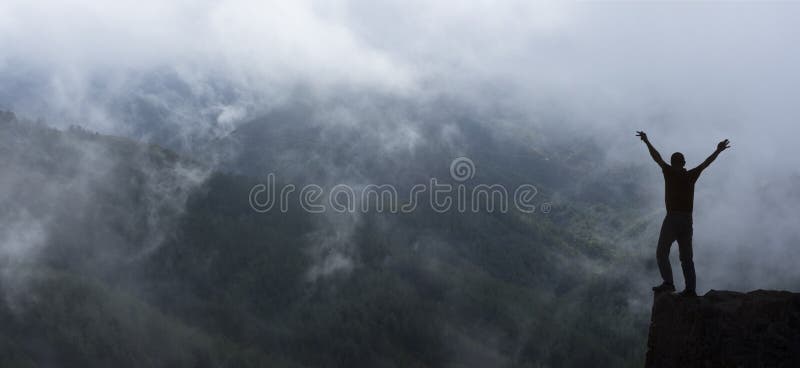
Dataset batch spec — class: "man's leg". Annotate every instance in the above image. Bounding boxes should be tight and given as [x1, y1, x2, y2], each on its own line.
[656, 216, 677, 287]
[676, 216, 696, 292]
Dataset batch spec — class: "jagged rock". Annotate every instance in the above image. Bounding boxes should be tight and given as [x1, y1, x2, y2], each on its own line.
[645, 290, 800, 367]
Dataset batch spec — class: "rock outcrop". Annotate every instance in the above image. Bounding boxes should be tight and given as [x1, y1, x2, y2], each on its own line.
[646, 290, 800, 367]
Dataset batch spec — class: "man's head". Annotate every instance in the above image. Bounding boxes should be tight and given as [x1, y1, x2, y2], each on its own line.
[671, 152, 686, 168]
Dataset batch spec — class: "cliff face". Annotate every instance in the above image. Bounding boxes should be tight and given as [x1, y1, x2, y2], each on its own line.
[646, 290, 800, 368]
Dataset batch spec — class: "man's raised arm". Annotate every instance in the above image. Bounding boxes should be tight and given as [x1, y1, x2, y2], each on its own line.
[694, 139, 730, 172]
[636, 131, 668, 169]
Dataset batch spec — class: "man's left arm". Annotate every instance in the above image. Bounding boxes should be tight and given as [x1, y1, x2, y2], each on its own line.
[694, 139, 731, 173]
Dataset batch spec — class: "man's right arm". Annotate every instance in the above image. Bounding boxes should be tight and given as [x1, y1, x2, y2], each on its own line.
[636, 131, 668, 169]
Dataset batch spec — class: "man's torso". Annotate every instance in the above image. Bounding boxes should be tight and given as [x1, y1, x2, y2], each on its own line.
[662, 166, 702, 213]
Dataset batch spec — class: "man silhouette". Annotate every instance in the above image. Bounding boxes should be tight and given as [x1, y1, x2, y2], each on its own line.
[636, 131, 730, 297]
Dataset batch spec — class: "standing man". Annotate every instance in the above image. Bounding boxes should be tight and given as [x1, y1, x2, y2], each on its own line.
[636, 131, 730, 297]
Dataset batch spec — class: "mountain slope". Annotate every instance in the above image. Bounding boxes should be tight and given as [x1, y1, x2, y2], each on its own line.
[1, 111, 653, 367]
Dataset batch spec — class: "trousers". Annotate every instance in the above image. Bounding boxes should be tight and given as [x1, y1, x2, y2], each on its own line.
[656, 212, 695, 291]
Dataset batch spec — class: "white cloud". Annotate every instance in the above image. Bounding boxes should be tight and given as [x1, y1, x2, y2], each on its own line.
[2, 0, 800, 289]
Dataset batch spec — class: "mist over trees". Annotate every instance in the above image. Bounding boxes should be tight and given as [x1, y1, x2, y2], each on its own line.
[2, 1, 800, 367]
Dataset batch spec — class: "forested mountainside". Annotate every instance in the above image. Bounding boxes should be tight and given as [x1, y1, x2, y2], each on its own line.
[1, 111, 655, 367]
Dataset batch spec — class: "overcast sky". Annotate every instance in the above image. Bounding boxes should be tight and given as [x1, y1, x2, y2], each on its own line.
[2, 1, 798, 142]
[2, 1, 800, 290]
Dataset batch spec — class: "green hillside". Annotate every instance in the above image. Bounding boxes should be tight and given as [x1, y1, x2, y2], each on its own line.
[0, 112, 654, 367]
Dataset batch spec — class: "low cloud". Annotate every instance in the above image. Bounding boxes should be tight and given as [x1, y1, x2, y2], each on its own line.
[1, 1, 800, 291]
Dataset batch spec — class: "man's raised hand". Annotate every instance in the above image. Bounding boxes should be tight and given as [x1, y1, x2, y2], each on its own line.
[717, 139, 731, 152]
[636, 131, 649, 142]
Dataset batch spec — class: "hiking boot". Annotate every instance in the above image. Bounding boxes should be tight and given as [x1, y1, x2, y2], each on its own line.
[652, 282, 676, 293]
[678, 289, 697, 298]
